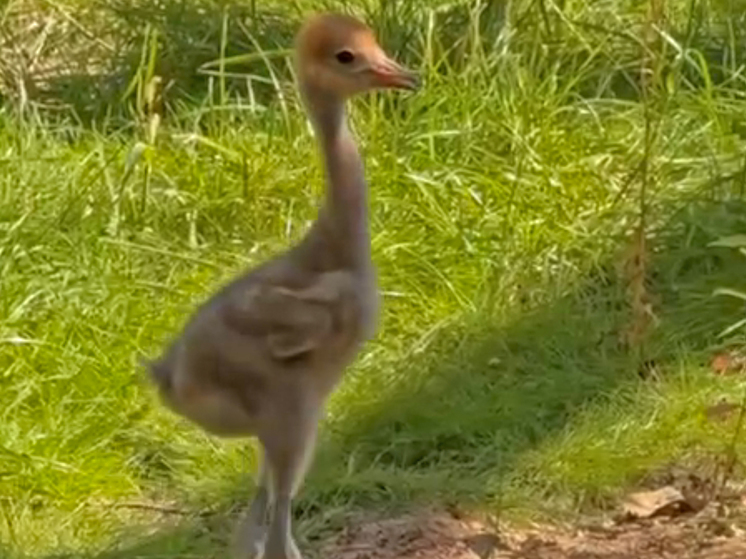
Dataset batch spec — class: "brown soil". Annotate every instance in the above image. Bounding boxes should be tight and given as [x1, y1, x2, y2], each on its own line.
[320, 463, 746, 559]
[319, 505, 746, 559]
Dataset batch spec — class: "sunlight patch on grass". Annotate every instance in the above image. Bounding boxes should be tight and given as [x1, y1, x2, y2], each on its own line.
[506, 363, 746, 518]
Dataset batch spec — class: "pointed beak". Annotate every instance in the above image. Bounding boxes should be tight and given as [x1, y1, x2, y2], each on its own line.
[369, 55, 420, 91]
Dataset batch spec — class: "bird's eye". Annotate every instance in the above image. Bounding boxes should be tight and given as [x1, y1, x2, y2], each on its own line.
[335, 50, 355, 64]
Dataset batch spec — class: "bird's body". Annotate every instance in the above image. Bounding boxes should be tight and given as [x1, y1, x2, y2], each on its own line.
[143, 12, 417, 559]
[151, 228, 377, 438]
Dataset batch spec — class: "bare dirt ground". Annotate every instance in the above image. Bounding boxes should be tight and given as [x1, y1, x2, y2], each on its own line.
[320, 506, 746, 559]
[320, 444, 746, 559]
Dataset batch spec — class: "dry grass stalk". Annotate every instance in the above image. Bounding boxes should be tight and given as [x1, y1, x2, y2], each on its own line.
[620, 0, 666, 356]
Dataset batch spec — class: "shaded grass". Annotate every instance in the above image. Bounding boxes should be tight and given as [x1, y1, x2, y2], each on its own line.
[2, 0, 746, 557]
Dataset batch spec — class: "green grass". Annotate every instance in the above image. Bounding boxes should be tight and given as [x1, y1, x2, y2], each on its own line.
[2, 0, 746, 556]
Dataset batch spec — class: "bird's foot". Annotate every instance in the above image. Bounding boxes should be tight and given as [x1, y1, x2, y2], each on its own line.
[232, 519, 266, 559]
[262, 535, 303, 559]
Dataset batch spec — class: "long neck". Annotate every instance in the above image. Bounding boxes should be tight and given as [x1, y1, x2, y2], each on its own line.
[305, 89, 371, 269]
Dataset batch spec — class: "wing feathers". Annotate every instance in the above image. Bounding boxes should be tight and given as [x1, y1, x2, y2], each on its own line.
[223, 271, 355, 360]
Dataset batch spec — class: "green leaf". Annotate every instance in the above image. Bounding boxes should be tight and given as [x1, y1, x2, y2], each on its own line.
[719, 318, 746, 338]
[709, 235, 746, 249]
[713, 287, 746, 302]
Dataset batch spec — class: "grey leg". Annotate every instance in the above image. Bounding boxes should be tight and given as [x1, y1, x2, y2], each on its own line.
[261, 411, 318, 559]
[233, 456, 271, 559]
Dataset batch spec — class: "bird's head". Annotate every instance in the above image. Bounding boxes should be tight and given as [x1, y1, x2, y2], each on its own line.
[295, 13, 419, 100]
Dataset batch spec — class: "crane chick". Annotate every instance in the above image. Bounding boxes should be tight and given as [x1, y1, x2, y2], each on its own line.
[143, 12, 418, 559]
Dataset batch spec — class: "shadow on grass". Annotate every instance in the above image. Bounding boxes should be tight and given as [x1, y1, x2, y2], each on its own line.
[5, 0, 745, 128]
[3, 0, 299, 125]
[27, 199, 746, 559]
[22, 0, 436, 126]
[7, 0, 472, 126]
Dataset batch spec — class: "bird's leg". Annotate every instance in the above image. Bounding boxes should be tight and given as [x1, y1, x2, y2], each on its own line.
[261, 408, 318, 559]
[233, 456, 272, 559]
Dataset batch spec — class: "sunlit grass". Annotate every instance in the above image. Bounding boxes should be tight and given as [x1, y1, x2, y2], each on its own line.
[1, 0, 746, 557]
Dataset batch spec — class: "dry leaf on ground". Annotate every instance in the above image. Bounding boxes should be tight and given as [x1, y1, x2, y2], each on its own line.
[622, 486, 690, 519]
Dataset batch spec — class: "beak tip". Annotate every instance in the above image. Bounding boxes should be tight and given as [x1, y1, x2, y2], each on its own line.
[373, 57, 420, 92]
